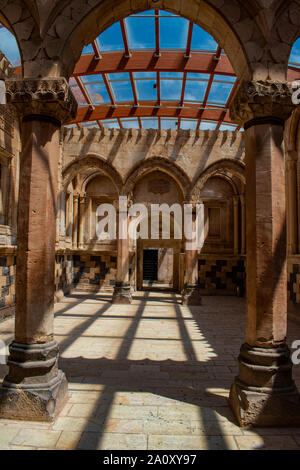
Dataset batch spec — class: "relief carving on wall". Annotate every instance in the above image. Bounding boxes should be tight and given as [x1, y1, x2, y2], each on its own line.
[148, 178, 170, 194]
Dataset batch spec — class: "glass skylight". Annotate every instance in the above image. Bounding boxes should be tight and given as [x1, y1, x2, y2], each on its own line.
[6, 9, 298, 132]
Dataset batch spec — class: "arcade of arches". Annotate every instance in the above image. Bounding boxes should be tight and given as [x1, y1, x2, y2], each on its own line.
[0, 0, 299, 447]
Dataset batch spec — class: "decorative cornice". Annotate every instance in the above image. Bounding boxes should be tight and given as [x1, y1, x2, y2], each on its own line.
[230, 80, 296, 127]
[5, 78, 77, 125]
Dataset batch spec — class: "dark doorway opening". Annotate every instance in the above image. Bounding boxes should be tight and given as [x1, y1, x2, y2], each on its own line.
[143, 249, 158, 281]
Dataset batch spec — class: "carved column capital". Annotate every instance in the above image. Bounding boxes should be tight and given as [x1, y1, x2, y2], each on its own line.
[230, 80, 295, 128]
[5, 78, 77, 125]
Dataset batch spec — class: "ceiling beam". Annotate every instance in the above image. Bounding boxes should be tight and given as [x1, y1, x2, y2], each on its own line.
[92, 40, 102, 60]
[197, 46, 222, 130]
[68, 101, 230, 124]
[71, 50, 235, 77]
[185, 22, 193, 58]
[215, 79, 239, 131]
[155, 10, 160, 58]
[120, 19, 131, 58]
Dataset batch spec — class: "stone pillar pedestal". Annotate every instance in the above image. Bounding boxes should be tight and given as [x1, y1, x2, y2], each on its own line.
[112, 199, 132, 304]
[229, 80, 300, 427]
[182, 205, 201, 306]
[0, 78, 77, 421]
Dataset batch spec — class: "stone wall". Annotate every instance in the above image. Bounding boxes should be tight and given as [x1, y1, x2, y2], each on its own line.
[62, 128, 245, 183]
[288, 257, 300, 304]
[198, 255, 245, 296]
[72, 252, 117, 291]
[0, 250, 16, 320]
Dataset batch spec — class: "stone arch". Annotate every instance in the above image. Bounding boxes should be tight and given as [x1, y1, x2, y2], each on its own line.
[62, 154, 123, 194]
[123, 157, 191, 200]
[286, 108, 300, 155]
[191, 159, 245, 202]
[40, 0, 264, 80]
[269, 0, 300, 81]
[0, 1, 40, 76]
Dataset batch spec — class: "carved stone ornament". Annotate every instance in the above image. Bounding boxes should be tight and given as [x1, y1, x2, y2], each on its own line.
[230, 80, 296, 127]
[5, 78, 78, 124]
[148, 178, 170, 194]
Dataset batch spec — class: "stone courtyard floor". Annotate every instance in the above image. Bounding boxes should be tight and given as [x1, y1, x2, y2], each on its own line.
[1, 292, 300, 450]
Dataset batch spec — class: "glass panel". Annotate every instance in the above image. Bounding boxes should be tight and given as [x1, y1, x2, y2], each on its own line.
[200, 121, 217, 130]
[82, 44, 93, 55]
[187, 73, 210, 80]
[191, 25, 218, 51]
[98, 22, 124, 52]
[207, 82, 233, 104]
[0, 27, 20, 65]
[102, 120, 120, 129]
[110, 80, 134, 102]
[180, 119, 198, 130]
[82, 74, 104, 84]
[136, 79, 157, 101]
[81, 121, 98, 128]
[184, 80, 207, 102]
[85, 83, 111, 104]
[134, 72, 157, 79]
[141, 118, 158, 129]
[161, 79, 183, 101]
[108, 72, 131, 81]
[72, 86, 88, 106]
[214, 75, 236, 83]
[161, 119, 178, 130]
[219, 123, 238, 131]
[160, 72, 184, 79]
[121, 118, 140, 129]
[160, 15, 189, 49]
[126, 15, 155, 49]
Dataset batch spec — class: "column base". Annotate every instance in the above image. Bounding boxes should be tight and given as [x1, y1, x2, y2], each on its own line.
[112, 282, 132, 304]
[229, 343, 300, 427]
[182, 285, 202, 306]
[0, 340, 68, 422]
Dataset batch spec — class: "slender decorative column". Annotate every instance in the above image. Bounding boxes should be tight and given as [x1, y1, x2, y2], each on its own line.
[72, 194, 79, 248]
[229, 80, 300, 426]
[286, 157, 298, 255]
[240, 194, 246, 255]
[78, 195, 86, 249]
[0, 78, 77, 421]
[112, 197, 132, 304]
[182, 204, 202, 306]
[233, 195, 239, 255]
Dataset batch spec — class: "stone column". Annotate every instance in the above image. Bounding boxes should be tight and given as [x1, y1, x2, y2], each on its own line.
[229, 80, 300, 427]
[286, 158, 297, 255]
[233, 195, 239, 255]
[112, 197, 132, 304]
[72, 194, 79, 248]
[182, 204, 202, 305]
[240, 194, 246, 255]
[78, 195, 86, 249]
[0, 78, 77, 421]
